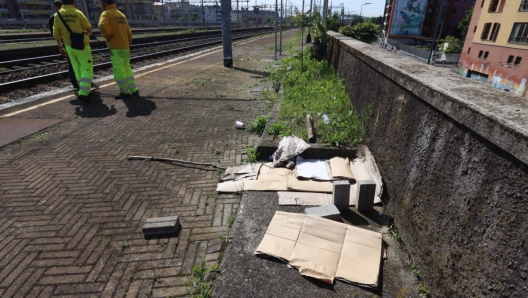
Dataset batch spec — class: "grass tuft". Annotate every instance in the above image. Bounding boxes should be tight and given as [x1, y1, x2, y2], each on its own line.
[188, 258, 218, 298]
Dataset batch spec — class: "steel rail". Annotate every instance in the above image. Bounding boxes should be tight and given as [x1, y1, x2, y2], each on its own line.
[0, 30, 269, 93]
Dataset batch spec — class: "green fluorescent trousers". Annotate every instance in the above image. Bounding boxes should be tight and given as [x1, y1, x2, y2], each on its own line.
[110, 49, 137, 95]
[65, 46, 93, 96]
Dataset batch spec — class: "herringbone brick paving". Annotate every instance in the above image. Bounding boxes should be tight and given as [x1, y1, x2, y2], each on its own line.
[0, 29, 298, 297]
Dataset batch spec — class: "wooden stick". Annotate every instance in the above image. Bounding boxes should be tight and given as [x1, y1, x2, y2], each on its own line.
[306, 114, 315, 143]
[128, 156, 226, 170]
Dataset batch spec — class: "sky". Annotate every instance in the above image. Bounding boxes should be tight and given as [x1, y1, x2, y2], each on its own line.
[250, 0, 386, 17]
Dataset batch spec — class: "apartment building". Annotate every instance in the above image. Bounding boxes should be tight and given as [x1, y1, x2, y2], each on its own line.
[459, 0, 528, 97]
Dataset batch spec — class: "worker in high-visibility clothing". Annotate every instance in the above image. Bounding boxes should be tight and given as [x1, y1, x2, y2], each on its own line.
[98, 0, 138, 99]
[53, 0, 94, 102]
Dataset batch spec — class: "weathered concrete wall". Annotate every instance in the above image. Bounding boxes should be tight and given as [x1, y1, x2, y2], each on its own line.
[327, 32, 528, 297]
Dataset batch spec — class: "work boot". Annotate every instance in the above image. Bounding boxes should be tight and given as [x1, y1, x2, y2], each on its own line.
[91, 83, 100, 89]
[132, 90, 139, 96]
[115, 93, 131, 99]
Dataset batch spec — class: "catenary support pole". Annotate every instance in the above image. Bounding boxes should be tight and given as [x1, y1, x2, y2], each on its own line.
[301, 0, 305, 72]
[221, 0, 233, 67]
[275, 0, 278, 60]
[280, 0, 283, 55]
[428, 0, 445, 64]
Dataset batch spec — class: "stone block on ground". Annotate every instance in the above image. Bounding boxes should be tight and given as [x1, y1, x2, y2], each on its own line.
[304, 204, 341, 221]
[356, 180, 376, 212]
[333, 180, 350, 210]
[142, 216, 181, 237]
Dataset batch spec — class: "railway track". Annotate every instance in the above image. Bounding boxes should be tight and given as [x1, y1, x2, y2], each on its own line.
[0, 26, 221, 43]
[0, 28, 273, 96]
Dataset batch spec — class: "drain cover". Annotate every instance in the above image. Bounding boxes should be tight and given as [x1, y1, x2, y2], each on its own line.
[0, 118, 62, 147]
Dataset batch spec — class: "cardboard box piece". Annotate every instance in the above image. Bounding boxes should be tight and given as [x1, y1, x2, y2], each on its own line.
[256, 211, 383, 288]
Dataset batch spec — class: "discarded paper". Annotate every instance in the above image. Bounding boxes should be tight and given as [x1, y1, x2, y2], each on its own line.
[295, 156, 332, 180]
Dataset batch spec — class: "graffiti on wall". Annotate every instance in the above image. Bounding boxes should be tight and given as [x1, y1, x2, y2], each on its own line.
[390, 0, 427, 35]
[459, 59, 528, 98]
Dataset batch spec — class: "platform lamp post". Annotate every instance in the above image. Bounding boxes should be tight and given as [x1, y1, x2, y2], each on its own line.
[360, 2, 371, 17]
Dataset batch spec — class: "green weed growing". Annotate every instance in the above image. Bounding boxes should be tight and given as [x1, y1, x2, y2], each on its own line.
[270, 50, 371, 146]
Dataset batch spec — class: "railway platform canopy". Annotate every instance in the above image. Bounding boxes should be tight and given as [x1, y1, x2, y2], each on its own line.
[0, 29, 420, 297]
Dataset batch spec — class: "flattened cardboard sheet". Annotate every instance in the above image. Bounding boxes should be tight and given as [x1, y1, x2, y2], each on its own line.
[216, 178, 289, 192]
[288, 174, 333, 193]
[220, 163, 262, 181]
[255, 212, 305, 261]
[329, 157, 355, 180]
[256, 211, 382, 288]
[277, 191, 333, 205]
[350, 158, 381, 204]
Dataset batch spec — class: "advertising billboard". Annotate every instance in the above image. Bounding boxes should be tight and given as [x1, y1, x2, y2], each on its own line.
[390, 0, 427, 36]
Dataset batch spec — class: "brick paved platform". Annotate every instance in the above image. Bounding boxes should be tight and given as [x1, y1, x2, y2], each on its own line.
[0, 30, 298, 297]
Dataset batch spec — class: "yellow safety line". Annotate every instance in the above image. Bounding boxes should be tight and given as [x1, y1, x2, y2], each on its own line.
[1, 33, 272, 118]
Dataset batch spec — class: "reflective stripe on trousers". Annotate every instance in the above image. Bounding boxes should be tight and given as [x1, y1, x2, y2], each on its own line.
[65, 46, 93, 96]
[110, 49, 137, 94]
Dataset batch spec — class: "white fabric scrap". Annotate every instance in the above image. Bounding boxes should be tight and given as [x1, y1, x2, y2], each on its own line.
[295, 156, 332, 180]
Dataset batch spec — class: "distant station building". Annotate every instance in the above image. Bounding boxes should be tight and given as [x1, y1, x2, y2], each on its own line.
[458, 0, 528, 97]
[383, 0, 475, 44]
[0, 0, 154, 27]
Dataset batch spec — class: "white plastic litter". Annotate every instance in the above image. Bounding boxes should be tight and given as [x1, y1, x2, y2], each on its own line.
[272, 136, 310, 167]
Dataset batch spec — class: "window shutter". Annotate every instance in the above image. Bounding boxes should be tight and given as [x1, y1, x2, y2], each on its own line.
[493, 23, 501, 41]
[498, 0, 506, 12]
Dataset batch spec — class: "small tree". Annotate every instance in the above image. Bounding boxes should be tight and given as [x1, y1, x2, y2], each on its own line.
[339, 22, 380, 44]
[190, 13, 198, 21]
[440, 36, 463, 53]
[457, 6, 473, 38]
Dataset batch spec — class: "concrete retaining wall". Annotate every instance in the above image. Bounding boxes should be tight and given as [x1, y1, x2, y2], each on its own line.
[327, 31, 528, 297]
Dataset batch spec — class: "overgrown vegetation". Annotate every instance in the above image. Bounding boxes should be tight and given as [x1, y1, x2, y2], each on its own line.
[266, 121, 292, 138]
[247, 116, 268, 136]
[188, 258, 218, 298]
[440, 36, 463, 53]
[243, 145, 259, 163]
[269, 50, 371, 146]
[339, 22, 381, 44]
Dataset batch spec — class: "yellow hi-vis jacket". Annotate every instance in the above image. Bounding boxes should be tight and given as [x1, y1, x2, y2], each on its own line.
[98, 4, 133, 49]
[53, 5, 91, 47]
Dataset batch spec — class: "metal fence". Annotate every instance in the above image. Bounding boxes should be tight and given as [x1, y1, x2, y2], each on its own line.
[387, 39, 461, 64]
[387, 39, 430, 60]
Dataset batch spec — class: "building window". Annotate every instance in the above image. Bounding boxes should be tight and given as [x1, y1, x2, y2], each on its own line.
[507, 55, 514, 63]
[482, 23, 500, 41]
[468, 47, 471, 54]
[478, 50, 484, 58]
[520, 0, 528, 11]
[482, 0, 485, 8]
[515, 56, 522, 66]
[481, 23, 492, 39]
[483, 51, 490, 59]
[489, 0, 506, 12]
[474, 25, 478, 33]
[489, 23, 501, 41]
[509, 23, 528, 44]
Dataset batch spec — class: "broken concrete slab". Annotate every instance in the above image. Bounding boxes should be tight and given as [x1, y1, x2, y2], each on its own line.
[305, 204, 341, 221]
[142, 216, 180, 237]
